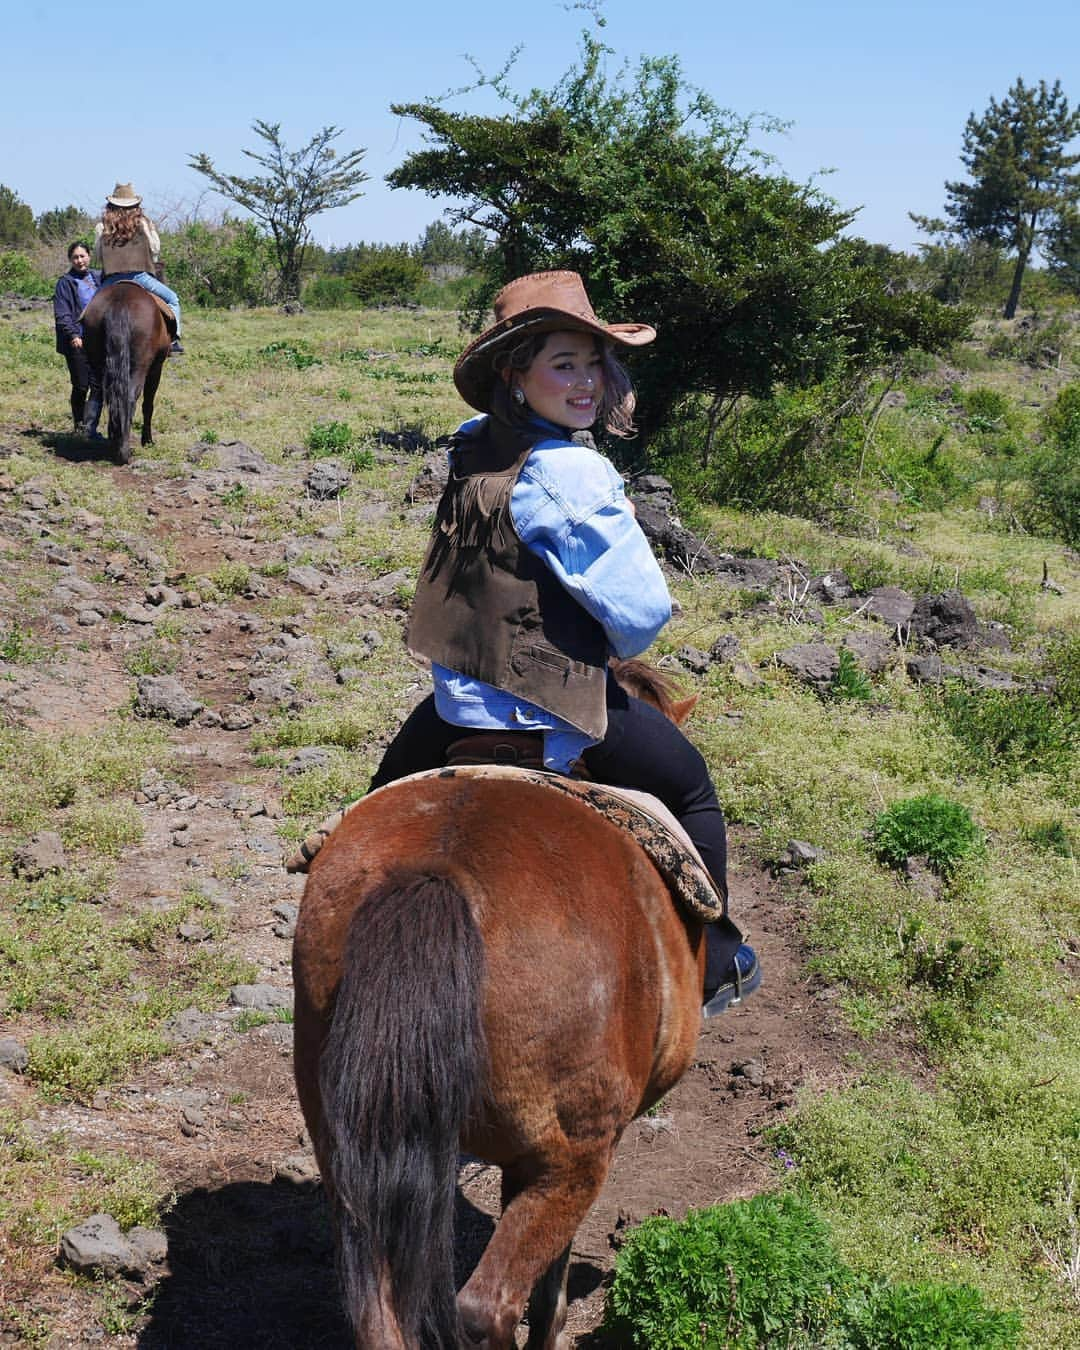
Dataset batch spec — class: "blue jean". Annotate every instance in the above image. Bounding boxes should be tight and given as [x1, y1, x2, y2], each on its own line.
[100, 272, 181, 335]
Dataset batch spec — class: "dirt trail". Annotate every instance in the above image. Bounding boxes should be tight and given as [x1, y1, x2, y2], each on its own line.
[0, 444, 856, 1347]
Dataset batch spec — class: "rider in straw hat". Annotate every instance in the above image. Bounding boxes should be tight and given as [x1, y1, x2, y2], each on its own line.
[371, 270, 760, 1017]
[92, 182, 184, 354]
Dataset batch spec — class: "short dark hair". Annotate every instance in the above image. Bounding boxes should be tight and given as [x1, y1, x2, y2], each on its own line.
[67, 241, 90, 260]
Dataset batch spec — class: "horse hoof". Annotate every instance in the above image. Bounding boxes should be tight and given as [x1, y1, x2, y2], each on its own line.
[111, 445, 132, 466]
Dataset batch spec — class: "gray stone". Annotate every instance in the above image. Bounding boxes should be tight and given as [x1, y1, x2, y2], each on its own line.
[305, 461, 351, 499]
[229, 983, 294, 1012]
[0, 1036, 29, 1073]
[284, 747, 333, 776]
[779, 840, 823, 869]
[275, 1153, 320, 1185]
[910, 589, 979, 649]
[248, 674, 302, 709]
[162, 1007, 220, 1045]
[212, 440, 272, 474]
[709, 634, 742, 664]
[126, 1226, 168, 1268]
[405, 454, 450, 502]
[808, 570, 854, 604]
[286, 565, 326, 595]
[862, 586, 915, 628]
[59, 1214, 145, 1280]
[841, 631, 893, 674]
[676, 645, 711, 676]
[12, 830, 67, 879]
[135, 676, 204, 726]
[220, 704, 255, 730]
[775, 642, 839, 692]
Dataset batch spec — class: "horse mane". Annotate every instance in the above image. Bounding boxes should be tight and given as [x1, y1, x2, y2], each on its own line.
[609, 657, 698, 726]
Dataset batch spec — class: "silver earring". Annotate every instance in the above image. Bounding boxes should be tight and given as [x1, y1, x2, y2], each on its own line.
[511, 387, 526, 405]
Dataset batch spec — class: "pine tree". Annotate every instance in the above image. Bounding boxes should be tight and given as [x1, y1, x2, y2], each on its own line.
[921, 78, 1080, 318]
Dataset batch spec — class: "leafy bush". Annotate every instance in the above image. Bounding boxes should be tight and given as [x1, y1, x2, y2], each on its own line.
[830, 648, 874, 702]
[1022, 383, 1080, 546]
[898, 919, 1002, 1002]
[0, 250, 51, 298]
[347, 244, 425, 306]
[605, 1193, 852, 1348]
[161, 218, 277, 308]
[302, 273, 362, 309]
[846, 1280, 1021, 1349]
[306, 421, 354, 455]
[871, 795, 982, 874]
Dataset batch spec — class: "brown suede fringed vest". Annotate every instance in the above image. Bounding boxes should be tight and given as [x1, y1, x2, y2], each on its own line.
[407, 398, 609, 741]
[100, 229, 155, 277]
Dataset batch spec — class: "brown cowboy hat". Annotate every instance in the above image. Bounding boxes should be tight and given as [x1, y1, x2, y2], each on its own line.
[453, 271, 656, 412]
[106, 182, 142, 207]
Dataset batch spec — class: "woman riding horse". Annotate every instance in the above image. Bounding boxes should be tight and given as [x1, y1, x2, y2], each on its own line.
[92, 182, 183, 354]
[370, 270, 760, 1016]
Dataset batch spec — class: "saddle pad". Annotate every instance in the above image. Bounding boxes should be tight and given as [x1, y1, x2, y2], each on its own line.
[284, 764, 724, 923]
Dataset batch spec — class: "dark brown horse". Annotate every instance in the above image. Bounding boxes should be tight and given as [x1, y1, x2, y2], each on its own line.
[81, 282, 172, 464]
[292, 665, 708, 1348]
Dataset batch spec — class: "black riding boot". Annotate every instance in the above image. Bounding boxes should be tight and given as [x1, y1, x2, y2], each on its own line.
[82, 391, 104, 440]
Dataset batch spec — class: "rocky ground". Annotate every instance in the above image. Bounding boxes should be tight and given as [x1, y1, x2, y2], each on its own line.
[0, 431, 905, 1347]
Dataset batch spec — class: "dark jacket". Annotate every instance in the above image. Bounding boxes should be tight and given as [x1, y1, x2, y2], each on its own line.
[53, 268, 102, 354]
[407, 405, 610, 741]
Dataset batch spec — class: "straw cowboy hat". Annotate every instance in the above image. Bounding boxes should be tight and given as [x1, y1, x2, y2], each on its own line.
[106, 182, 142, 207]
[453, 271, 656, 412]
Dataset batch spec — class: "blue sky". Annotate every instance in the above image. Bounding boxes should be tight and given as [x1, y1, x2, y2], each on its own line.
[6, 0, 1078, 254]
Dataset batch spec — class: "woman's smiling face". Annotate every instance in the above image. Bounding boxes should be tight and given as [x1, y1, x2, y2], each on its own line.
[512, 330, 605, 429]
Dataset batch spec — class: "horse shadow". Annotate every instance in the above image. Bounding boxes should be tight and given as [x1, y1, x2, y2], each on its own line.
[137, 1174, 611, 1348]
[20, 427, 115, 465]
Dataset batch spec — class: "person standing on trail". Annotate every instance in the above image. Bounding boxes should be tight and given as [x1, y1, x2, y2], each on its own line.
[52, 241, 103, 438]
[369, 270, 761, 1019]
[92, 182, 184, 354]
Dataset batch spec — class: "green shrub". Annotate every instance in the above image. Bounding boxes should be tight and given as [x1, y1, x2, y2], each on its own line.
[605, 1193, 852, 1349]
[1020, 384, 1080, 545]
[0, 250, 51, 298]
[348, 245, 425, 306]
[959, 386, 1012, 434]
[830, 648, 874, 702]
[306, 420, 354, 455]
[871, 795, 982, 875]
[302, 274, 362, 309]
[846, 1280, 1021, 1349]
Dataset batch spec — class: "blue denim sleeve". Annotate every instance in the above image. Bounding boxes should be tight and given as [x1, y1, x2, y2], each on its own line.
[510, 442, 672, 658]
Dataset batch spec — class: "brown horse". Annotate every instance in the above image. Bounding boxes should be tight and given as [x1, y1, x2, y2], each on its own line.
[81, 282, 172, 464]
[292, 665, 708, 1348]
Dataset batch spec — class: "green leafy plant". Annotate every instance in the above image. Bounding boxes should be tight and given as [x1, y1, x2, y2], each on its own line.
[830, 648, 874, 702]
[846, 1279, 1021, 1349]
[898, 919, 1003, 1001]
[604, 1192, 852, 1348]
[260, 340, 321, 370]
[305, 420, 354, 455]
[871, 794, 983, 875]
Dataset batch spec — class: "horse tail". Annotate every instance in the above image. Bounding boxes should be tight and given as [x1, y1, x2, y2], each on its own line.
[320, 871, 485, 1346]
[103, 301, 134, 450]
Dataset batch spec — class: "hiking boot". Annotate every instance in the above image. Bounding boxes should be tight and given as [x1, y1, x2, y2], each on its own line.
[702, 943, 761, 1018]
[170, 339, 185, 355]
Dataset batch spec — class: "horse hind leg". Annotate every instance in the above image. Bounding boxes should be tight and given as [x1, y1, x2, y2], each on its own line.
[458, 1150, 612, 1350]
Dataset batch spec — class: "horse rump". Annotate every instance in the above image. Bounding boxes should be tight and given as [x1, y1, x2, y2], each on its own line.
[318, 870, 486, 1346]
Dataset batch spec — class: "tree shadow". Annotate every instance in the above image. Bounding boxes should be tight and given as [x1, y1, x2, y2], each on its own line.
[138, 1174, 610, 1347]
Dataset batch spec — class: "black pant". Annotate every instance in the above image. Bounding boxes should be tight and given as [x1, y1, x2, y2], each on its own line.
[369, 680, 744, 972]
[63, 349, 100, 430]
